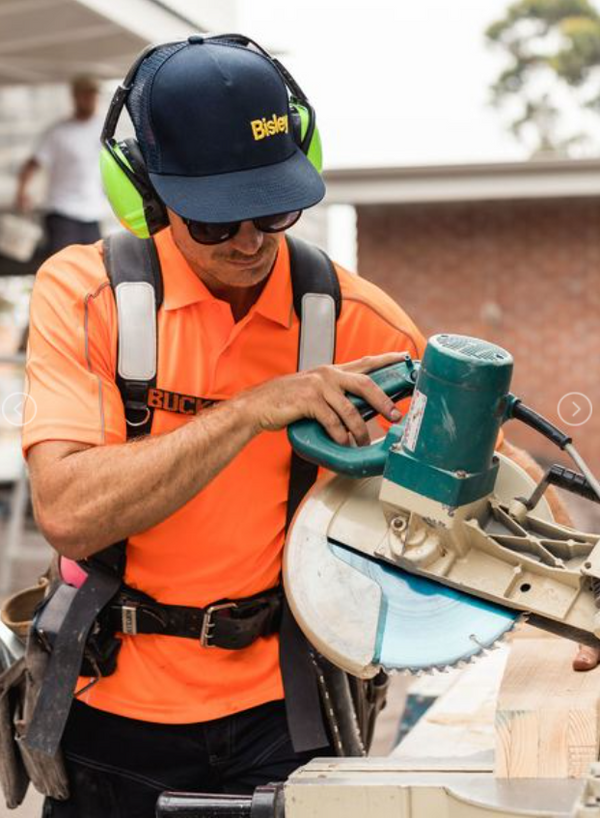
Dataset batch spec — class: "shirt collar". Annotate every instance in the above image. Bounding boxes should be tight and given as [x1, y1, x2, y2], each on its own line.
[156, 229, 293, 328]
[156, 228, 214, 311]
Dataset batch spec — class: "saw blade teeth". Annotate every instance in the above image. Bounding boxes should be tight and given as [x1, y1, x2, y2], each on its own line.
[422, 613, 526, 673]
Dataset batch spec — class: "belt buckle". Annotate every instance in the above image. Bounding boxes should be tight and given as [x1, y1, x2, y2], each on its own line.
[200, 602, 237, 648]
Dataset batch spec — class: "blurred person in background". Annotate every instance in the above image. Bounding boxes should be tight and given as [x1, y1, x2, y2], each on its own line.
[14, 74, 106, 256]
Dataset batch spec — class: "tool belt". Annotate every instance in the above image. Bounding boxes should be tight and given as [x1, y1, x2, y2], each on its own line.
[102, 584, 284, 648]
[31, 579, 285, 674]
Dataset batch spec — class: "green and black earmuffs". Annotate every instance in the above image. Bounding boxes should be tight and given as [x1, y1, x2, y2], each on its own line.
[99, 33, 324, 239]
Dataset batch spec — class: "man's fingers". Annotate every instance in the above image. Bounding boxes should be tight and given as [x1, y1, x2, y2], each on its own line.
[338, 352, 411, 423]
[314, 403, 350, 446]
[341, 351, 410, 375]
[573, 644, 600, 671]
[339, 372, 401, 423]
[324, 388, 370, 446]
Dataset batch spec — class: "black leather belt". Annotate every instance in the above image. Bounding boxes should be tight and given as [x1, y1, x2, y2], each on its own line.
[104, 584, 283, 650]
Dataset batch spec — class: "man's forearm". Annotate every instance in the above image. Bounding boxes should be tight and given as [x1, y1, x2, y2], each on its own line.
[33, 395, 258, 559]
[29, 352, 408, 561]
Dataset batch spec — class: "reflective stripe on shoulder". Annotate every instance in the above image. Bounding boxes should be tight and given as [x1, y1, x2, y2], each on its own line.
[114, 281, 157, 382]
[298, 293, 336, 370]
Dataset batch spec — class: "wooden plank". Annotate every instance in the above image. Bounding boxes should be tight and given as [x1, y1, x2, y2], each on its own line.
[392, 646, 509, 769]
[495, 638, 600, 778]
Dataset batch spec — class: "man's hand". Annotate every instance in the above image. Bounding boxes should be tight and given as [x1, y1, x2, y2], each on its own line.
[573, 645, 600, 671]
[244, 351, 408, 446]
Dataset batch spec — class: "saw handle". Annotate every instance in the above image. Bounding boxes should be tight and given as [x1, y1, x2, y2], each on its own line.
[287, 358, 418, 477]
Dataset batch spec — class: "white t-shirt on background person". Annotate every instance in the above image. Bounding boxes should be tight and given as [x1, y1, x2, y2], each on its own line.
[34, 115, 107, 223]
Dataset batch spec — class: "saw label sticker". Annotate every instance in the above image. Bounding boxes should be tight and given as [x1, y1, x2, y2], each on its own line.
[402, 388, 427, 452]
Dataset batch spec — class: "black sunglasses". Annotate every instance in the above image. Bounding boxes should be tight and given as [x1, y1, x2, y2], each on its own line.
[183, 211, 302, 245]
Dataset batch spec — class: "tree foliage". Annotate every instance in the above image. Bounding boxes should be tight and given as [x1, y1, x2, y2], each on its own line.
[486, 0, 600, 154]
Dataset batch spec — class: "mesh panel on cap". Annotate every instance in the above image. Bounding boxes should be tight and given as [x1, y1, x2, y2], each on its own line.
[126, 42, 187, 170]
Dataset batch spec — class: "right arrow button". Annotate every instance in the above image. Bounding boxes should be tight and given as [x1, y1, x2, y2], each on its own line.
[557, 393, 593, 427]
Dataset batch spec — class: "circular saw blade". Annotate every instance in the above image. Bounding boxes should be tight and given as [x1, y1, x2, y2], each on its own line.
[284, 452, 546, 677]
[330, 541, 521, 673]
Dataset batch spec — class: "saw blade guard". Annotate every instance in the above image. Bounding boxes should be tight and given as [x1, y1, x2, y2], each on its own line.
[283, 452, 550, 678]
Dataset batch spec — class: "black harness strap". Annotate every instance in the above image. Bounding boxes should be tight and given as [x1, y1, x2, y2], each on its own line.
[24, 236, 163, 757]
[280, 235, 342, 752]
[285, 235, 341, 522]
[86, 234, 165, 579]
[24, 568, 121, 756]
[104, 232, 163, 439]
[287, 236, 342, 325]
[89, 235, 164, 574]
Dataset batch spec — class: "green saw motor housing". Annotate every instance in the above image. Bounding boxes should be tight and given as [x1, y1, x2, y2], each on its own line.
[384, 334, 513, 508]
[288, 334, 514, 508]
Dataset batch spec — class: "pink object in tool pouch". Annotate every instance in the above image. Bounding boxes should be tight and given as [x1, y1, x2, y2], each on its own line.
[59, 557, 88, 588]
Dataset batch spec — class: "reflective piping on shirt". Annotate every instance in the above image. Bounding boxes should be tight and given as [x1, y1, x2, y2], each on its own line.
[84, 281, 111, 445]
[341, 295, 422, 358]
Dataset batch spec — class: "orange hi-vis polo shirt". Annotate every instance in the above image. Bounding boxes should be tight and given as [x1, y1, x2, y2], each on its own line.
[22, 228, 427, 725]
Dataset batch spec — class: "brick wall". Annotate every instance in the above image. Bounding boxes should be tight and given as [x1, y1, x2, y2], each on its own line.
[357, 199, 600, 468]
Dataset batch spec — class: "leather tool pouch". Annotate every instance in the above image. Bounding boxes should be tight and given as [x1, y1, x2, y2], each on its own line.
[0, 657, 29, 808]
[0, 578, 70, 809]
[1, 578, 49, 642]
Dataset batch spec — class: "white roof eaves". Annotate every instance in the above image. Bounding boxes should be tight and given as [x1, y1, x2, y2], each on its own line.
[323, 159, 600, 205]
[0, 0, 206, 85]
[75, 0, 205, 43]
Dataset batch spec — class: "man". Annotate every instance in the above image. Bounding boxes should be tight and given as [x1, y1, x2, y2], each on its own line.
[15, 74, 106, 256]
[21, 37, 580, 818]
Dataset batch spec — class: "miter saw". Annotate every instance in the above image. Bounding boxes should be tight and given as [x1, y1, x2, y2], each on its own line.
[157, 335, 600, 817]
[283, 332, 600, 678]
[157, 334, 600, 818]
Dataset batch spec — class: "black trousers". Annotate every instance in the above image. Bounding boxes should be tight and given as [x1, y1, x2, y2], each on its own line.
[44, 212, 101, 256]
[42, 699, 332, 817]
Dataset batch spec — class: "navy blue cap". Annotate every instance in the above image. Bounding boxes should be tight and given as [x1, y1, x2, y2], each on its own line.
[126, 39, 325, 222]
